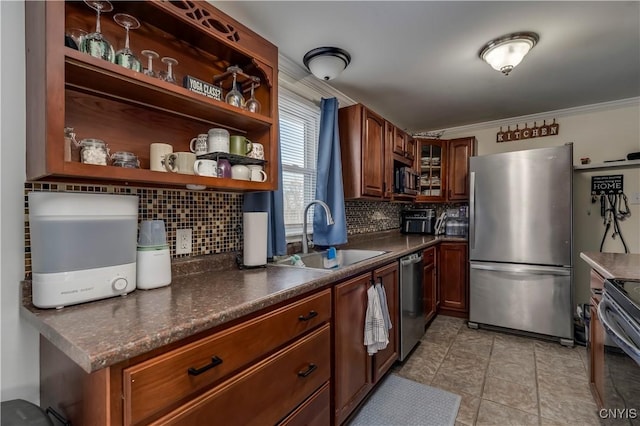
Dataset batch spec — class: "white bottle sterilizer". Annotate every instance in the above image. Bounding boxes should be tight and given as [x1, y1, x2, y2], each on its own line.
[28, 192, 139, 309]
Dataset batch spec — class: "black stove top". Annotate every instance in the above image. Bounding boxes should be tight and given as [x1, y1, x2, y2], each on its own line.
[605, 279, 640, 322]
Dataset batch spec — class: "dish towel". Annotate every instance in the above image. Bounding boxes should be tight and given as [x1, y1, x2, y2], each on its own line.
[376, 282, 392, 332]
[364, 283, 389, 355]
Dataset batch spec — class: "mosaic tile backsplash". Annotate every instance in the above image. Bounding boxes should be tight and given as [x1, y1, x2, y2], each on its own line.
[23, 183, 406, 276]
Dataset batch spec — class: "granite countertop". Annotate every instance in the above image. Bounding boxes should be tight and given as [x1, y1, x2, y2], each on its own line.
[580, 251, 640, 280]
[21, 231, 465, 373]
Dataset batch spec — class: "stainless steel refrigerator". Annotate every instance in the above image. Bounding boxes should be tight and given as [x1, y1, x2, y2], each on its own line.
[468, 144, 574, 345]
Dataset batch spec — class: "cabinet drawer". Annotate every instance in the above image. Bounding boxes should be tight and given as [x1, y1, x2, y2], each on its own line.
[151, 325, 331, 426]
[123, 289, 331, 425]
[279, 382, 330, 426]
[423, 247, 436, 266]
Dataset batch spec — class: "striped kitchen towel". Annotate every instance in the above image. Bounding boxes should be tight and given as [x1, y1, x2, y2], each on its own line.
[364, 283, 389, 355]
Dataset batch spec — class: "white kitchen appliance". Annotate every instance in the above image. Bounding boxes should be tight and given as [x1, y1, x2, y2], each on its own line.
[28, 192, 138, 308]
[136, 219, 171, 290]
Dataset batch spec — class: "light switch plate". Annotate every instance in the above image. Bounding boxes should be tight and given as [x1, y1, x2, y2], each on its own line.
[631, 192, 640, 205]
[176, 228, 192, 255]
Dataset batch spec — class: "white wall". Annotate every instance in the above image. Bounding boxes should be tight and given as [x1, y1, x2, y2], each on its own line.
[1, 0, 40, 404]
[444, 100, 640, 306]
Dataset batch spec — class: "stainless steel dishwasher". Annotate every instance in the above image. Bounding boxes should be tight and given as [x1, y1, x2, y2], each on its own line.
[399, 252, 424, 361]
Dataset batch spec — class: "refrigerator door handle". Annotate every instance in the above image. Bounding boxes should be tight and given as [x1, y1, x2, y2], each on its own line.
[469, 171, 476, 250]
[470, 262, 571, 276]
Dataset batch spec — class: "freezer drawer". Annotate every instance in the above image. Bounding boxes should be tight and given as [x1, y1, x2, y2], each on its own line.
[469, 262, 573, 339]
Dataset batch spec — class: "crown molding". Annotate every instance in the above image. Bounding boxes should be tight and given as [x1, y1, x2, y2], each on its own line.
[278, 53, 357, 107]
[430, 97, 640, 135]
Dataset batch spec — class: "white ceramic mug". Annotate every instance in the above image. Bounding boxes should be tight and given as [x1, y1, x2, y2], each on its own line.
[189, 134, 208, 156]
[207, 128, 229, 153]
[164, 152, 196, 174]
[247, 142, 265, 160]
[248, 165, 267, 182]
[150, 143, 173, 172]
[231, 164, 250, 180]
[193, 159, 217, 177]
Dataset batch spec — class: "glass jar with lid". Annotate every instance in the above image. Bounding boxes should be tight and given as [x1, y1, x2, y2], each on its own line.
[80, 138, 109, 165]
[111, 151, 140, 168]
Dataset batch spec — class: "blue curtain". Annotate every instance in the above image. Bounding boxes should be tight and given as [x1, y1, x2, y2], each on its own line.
[243, 136, 286, 259]
[313, 97, 348, 246]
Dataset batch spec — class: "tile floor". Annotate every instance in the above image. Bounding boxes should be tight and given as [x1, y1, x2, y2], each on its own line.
[394, 315, 600, 425]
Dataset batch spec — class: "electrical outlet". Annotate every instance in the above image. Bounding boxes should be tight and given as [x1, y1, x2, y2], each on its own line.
[176, 228, 192, 255]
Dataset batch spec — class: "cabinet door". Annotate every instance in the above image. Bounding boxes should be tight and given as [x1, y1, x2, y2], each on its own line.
[416, 139, 446, 202]
[405, 137, 416, 162]
[384, 122, 395, 199]
[389, 123, 404, 156]
[372, 262, 399, 383]
[334, 273, 373, 425]
[423, 247, 437, 323]
[447, 137, 476, 201]
[362, 109, 386, 197]
[439, 243, 468, 313]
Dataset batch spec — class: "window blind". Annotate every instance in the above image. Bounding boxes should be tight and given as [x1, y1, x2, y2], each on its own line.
[279, 88, 320, 237]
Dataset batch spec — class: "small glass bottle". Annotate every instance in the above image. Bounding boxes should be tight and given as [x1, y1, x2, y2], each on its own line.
[64, 127, 81, 162]
[80, 138, 109, 165]
[111, 151, 140, 168]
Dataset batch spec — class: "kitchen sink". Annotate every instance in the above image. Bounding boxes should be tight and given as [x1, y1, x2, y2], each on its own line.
[273, 249, 387, 270]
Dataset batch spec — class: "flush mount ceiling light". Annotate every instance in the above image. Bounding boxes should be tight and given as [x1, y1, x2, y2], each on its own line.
[303, 47, 351, 81]
[479, 32, 539, 75]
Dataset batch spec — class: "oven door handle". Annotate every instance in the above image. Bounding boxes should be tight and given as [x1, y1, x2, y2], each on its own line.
[598, 296, 640, 363]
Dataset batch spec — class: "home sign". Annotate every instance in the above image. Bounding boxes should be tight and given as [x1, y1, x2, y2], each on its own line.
[591, 175, 624, 195]
[497, 119, 559, 143]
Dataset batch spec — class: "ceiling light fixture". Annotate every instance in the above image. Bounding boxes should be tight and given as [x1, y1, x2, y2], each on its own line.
[479, 32, 539, 76]
[303, 47, 351, 81]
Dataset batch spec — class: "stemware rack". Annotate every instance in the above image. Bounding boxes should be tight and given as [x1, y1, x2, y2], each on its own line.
[213, 66, 261, 95]
[197, 152, 266, 166]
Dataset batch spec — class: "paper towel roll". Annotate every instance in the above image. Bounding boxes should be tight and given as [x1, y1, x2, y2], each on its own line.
[243, 212, 268, 266]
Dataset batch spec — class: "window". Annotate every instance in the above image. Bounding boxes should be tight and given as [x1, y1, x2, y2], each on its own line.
[279, 88, 319, 237]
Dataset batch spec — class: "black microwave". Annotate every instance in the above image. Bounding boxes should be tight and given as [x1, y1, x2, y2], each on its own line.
[401, 209, 435, 234]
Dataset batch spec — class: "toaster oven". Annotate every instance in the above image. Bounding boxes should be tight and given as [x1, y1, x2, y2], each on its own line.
[401, 209, 435, 234]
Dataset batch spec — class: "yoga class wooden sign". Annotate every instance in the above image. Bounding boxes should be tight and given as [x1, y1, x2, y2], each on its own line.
[497, 119, 559, 143]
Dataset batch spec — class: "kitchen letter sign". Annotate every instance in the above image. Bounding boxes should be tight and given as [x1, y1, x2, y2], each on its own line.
[497, 119, 559, 143]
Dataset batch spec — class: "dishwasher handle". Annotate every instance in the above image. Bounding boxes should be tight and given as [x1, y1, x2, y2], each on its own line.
[400, 254, 423, 266]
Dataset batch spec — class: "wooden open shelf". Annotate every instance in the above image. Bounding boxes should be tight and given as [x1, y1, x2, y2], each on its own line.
[26, 1, 279, 192]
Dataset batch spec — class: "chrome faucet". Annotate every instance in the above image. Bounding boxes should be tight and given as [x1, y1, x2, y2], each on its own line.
[302, 200, 335, 254]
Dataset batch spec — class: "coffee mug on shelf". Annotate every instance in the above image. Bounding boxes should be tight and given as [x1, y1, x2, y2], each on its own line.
[247, 142, 265, 160]
[248, 164, 267, 182]
[150, 143, 173, 172]
[193, 159, 217, 177]
[229, 135, 253, 156]
[189, 134, 208, 156]
[231, 164, 250, 181]
[164, 152, 196, 174]
[207, 128, 229, 153]
[216, 158, 231, 178]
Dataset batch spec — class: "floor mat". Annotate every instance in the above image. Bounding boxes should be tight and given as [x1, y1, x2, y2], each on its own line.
[348, 374, 461, 426]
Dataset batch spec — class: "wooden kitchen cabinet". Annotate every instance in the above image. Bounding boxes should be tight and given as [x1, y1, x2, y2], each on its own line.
[423, 247, 437, 324]
[415, 137, 476, 202]
[40, 289, 332, 426]
[26, 1, 279, 192]
[333, 262, 399, 425]
[438, 242, 468, 317]
[340, 104, 417, 201]
[339, 104, 386, 198]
